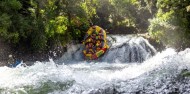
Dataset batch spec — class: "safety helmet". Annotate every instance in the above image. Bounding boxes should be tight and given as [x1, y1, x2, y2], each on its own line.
[9, 55, 12, 58]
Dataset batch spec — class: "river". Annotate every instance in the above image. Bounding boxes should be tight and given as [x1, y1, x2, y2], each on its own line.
[0, 35, 190, 94]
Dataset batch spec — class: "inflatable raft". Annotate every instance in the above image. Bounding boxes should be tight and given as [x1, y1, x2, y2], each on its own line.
[82, 26, 109, 60]
[9, 60, 22, 68]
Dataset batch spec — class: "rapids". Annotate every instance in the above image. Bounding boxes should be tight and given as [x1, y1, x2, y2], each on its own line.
[0, 35, 190, 94]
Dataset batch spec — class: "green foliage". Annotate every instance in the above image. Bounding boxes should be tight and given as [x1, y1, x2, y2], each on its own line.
[81, 0, 97, 18]
[0, 0, 92, 51]
[45, 16, 68, 37]
[90, 0, 153, 33]
[1, 0, 190, 51]
[0, 0, 22, 44]
[0, 0, 22, 12]
[0, 13, 11, 36]
[148, 0, 190, 49]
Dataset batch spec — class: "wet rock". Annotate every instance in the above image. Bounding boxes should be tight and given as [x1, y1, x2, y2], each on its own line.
[88, 86, 120, 94]
[0, 38, 13, 66]
[137, 33, 165, 52]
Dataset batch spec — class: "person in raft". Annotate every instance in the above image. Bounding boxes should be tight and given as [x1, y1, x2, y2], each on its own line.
[95, 30, 104, 51]
[7, 54, 15, 66]
[82, 25, 97, 42]
[85, 37, 95, 54]
[95, 40, 102, 51]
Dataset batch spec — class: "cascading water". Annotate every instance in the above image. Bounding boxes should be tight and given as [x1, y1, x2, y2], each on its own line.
[0, 35, 190, 94]
[58, 35, 156, 63]
[101, 35, 156, 63]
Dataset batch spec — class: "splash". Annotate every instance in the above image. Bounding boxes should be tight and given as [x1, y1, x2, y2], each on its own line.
[0, 35, 190, 94]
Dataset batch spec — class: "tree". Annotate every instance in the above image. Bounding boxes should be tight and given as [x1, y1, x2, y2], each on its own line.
[148, 0, 190, 50]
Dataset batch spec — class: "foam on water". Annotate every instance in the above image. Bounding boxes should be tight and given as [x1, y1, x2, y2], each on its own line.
[0, 48, 190, 93]
[0, 36, 190, 94]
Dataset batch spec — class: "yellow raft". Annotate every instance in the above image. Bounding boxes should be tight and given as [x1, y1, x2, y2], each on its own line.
[82, 26, 109, 60]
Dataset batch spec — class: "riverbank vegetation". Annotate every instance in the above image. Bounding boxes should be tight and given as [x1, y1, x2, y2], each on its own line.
[0, 0, 190, 52]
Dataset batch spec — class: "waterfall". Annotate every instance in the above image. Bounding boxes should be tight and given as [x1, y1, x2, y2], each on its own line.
[58, 35, 156, 63]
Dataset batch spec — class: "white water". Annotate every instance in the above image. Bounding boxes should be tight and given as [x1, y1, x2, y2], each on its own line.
[58, 35, 156, 63]
[0, 35, 190, 94]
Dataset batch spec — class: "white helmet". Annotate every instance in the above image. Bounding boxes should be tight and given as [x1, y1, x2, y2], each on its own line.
[9, 55, 12, 58]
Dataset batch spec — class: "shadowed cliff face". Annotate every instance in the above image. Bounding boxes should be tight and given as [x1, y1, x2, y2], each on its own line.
[0, 38, 12, 66]
[0, 38, 66, 66]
